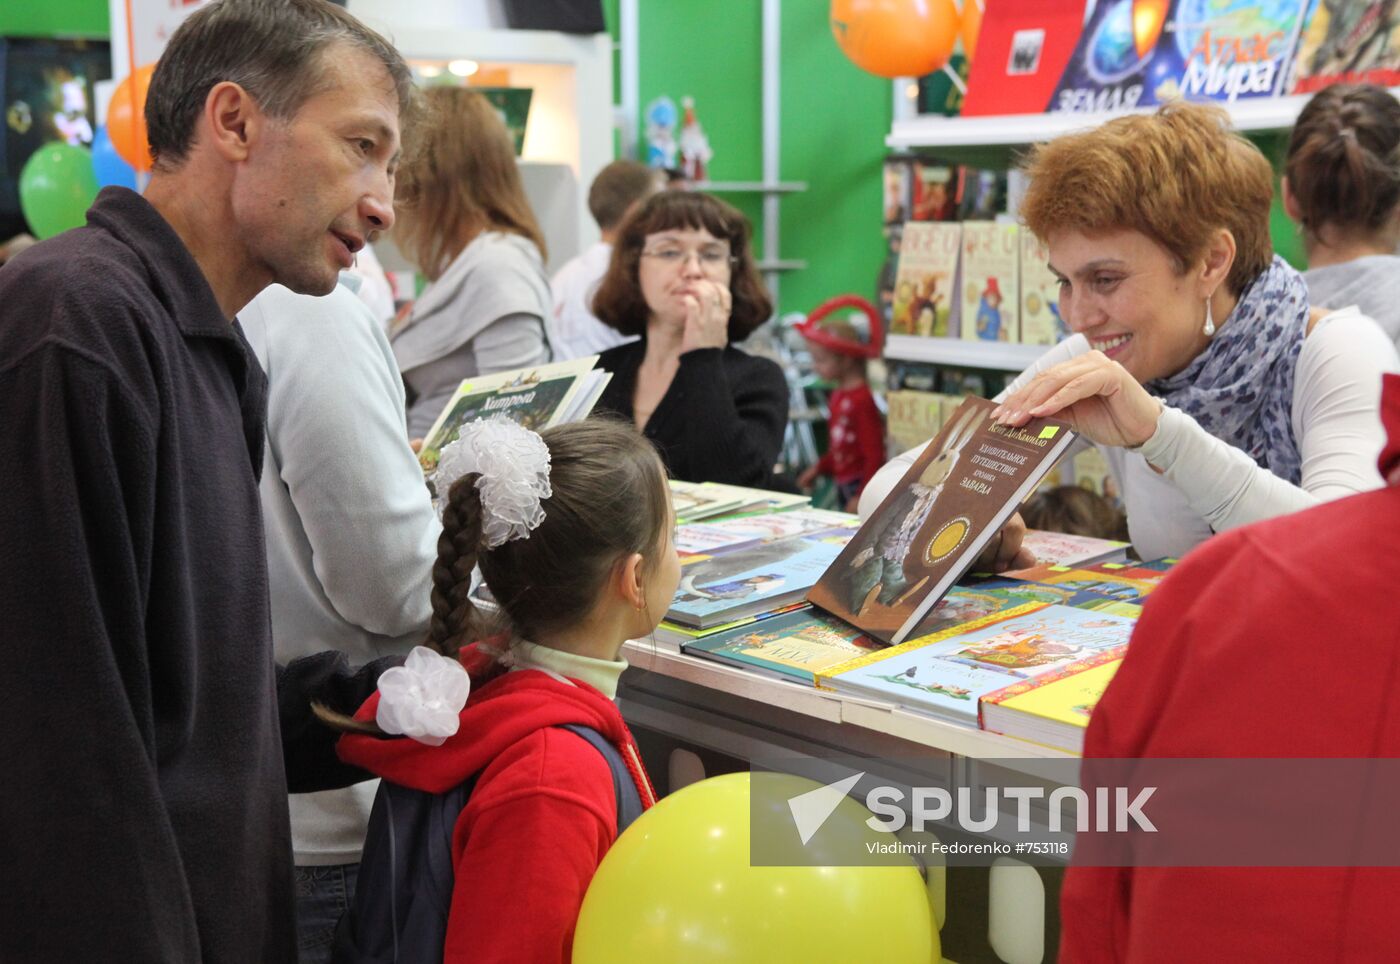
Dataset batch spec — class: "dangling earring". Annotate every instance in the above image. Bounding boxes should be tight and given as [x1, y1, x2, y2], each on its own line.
[1203, 297, 1216, 337]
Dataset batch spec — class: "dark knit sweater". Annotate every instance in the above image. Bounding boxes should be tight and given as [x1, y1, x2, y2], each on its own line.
[594, 340, 789, 488]
[0, 188, 383, 963]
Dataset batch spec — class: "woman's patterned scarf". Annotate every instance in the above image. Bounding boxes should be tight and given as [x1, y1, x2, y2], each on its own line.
[1145, 255, 1309, 484]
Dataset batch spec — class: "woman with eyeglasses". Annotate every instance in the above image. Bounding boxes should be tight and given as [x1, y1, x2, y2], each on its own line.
[590, 191, 788, 488]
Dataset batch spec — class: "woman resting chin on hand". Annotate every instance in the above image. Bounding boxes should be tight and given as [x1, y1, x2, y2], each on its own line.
[589, 192, 789, 490]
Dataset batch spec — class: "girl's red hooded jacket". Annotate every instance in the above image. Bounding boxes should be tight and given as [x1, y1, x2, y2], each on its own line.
[338, 662, 656, 964]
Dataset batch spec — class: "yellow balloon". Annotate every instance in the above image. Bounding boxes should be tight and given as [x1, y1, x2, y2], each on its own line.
[573, 772, 937, 963]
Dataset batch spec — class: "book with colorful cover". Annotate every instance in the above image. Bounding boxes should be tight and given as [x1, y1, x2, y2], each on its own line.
[1130, 556, 1179, 572]
[1070, 446, 1118, 503]
[821, 604, 1136, 725]
[683, 607, 887, 684]
[1000, 562, 1160, 601]
[654, 602, 810, 648]
[669, 481, 808, 523]
[675, 508, 856, 557]
[959, 0, 1091, 116]
[980, 645, 1126, 751]
[1288, 0, 1400, 92]
[961, 222, 1020, 343]
[1020, 529, 1130, 568]
[886, 390, 954, 453]
[733, 490, 813, 514]
[669, 480, 746, 522]
[952, 577, 1142, 615]
[1061, 591, 1144, 618]
[911, 159, 964, 222]
[957, 168, 1010, 221]
[807, 396, 1077, 644]
[1019, 231, 1065, 346]
[417, 356, 605, 474]
[1049, 0, 1176, 113]
[1078, 560, 1174, 586]
[890, 222, 962, 337]
[1150, 0, 1312, 104]
[668, 527, 858, 629]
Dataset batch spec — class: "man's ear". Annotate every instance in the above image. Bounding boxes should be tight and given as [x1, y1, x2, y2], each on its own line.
[202, 81, 264, 163]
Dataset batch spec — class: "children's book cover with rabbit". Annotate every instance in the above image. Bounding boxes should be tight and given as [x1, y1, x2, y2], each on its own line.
[807, 396, 1077, 644]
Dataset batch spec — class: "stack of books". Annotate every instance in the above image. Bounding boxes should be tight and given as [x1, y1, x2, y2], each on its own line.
[668, 480, 808, 523]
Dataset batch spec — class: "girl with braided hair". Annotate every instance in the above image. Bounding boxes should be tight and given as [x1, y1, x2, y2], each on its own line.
[318, 417, 680, 963]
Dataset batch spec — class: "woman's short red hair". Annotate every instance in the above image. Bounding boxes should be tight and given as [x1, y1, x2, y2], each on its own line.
[1020, 102, 1274, 295]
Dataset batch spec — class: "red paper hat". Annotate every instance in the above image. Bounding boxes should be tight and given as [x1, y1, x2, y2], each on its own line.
[984, 277, 1002, 299]
[795, 294, 884, 359]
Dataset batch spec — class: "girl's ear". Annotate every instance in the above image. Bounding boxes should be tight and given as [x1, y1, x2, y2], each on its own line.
[617, 551, 647, 612]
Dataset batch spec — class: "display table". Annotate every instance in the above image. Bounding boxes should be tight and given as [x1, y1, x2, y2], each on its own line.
[618, 639, 1072, 964]
[620, 639, 1074, 765]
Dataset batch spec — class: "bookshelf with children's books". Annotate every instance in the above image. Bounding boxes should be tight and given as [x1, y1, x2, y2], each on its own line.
[877, 0, 1400, 378]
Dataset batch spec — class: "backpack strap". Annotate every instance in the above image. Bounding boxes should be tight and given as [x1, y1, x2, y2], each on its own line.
[556, 723, 644, 832]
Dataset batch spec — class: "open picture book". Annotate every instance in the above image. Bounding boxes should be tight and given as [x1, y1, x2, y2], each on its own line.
[806, 395, 1077, 644]
[415, 356, 611, 476]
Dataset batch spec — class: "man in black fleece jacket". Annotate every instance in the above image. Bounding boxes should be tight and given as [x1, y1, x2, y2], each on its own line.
[0, 1, 416, 960]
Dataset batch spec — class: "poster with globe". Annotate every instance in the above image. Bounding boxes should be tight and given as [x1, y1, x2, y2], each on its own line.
[1151, 0, 1312, 103]
[1049, 0, 1176, 112]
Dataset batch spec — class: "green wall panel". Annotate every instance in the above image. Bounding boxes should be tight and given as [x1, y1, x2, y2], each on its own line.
[613, 1, 890, 316]
[0, 0, 108, 38]
[778, 0, 890, 316]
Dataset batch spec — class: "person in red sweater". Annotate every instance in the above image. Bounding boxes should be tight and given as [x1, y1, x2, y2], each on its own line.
[1060, 372, 1400, 961]
[326, 417, 680, 963]
[796, 296, 887, 511]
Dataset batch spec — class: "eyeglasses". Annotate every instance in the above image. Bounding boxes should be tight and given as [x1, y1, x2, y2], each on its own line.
[641, 244, 737, 272]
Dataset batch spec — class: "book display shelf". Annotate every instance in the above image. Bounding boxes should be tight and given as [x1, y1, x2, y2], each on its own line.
[880, 84, 1400, 372]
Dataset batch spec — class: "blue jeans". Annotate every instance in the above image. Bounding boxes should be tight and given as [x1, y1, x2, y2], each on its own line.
[294, 862, 358, 964]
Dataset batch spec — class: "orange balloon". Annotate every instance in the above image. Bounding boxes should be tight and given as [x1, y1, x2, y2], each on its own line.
[1132, 0, 1170, 59]
[831, 0, 961, 79]
[108, 64, 156, 173]
[960, 0, 984, 61]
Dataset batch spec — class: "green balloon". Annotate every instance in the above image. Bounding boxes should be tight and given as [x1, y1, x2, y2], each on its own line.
[19, 142, 100, 240]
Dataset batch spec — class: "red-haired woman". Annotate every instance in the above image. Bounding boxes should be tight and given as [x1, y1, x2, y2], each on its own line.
[865, 103, 1400, 563]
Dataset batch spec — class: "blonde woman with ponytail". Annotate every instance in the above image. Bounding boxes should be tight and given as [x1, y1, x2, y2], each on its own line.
[390, 87, 555, 438]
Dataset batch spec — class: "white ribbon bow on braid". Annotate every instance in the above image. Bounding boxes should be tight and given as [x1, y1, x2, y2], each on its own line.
[433, 415, 553, 549]
[376, 646, 471, 746]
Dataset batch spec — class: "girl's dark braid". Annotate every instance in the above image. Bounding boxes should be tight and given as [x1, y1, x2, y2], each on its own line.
[426, 473, 483, 656]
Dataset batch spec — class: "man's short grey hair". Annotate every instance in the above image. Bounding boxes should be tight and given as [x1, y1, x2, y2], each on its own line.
[145, 0, 416, 168]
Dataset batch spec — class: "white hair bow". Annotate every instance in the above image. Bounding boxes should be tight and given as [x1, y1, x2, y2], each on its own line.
[375, 647, 471, 746]
[433, 415, 553, 548]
